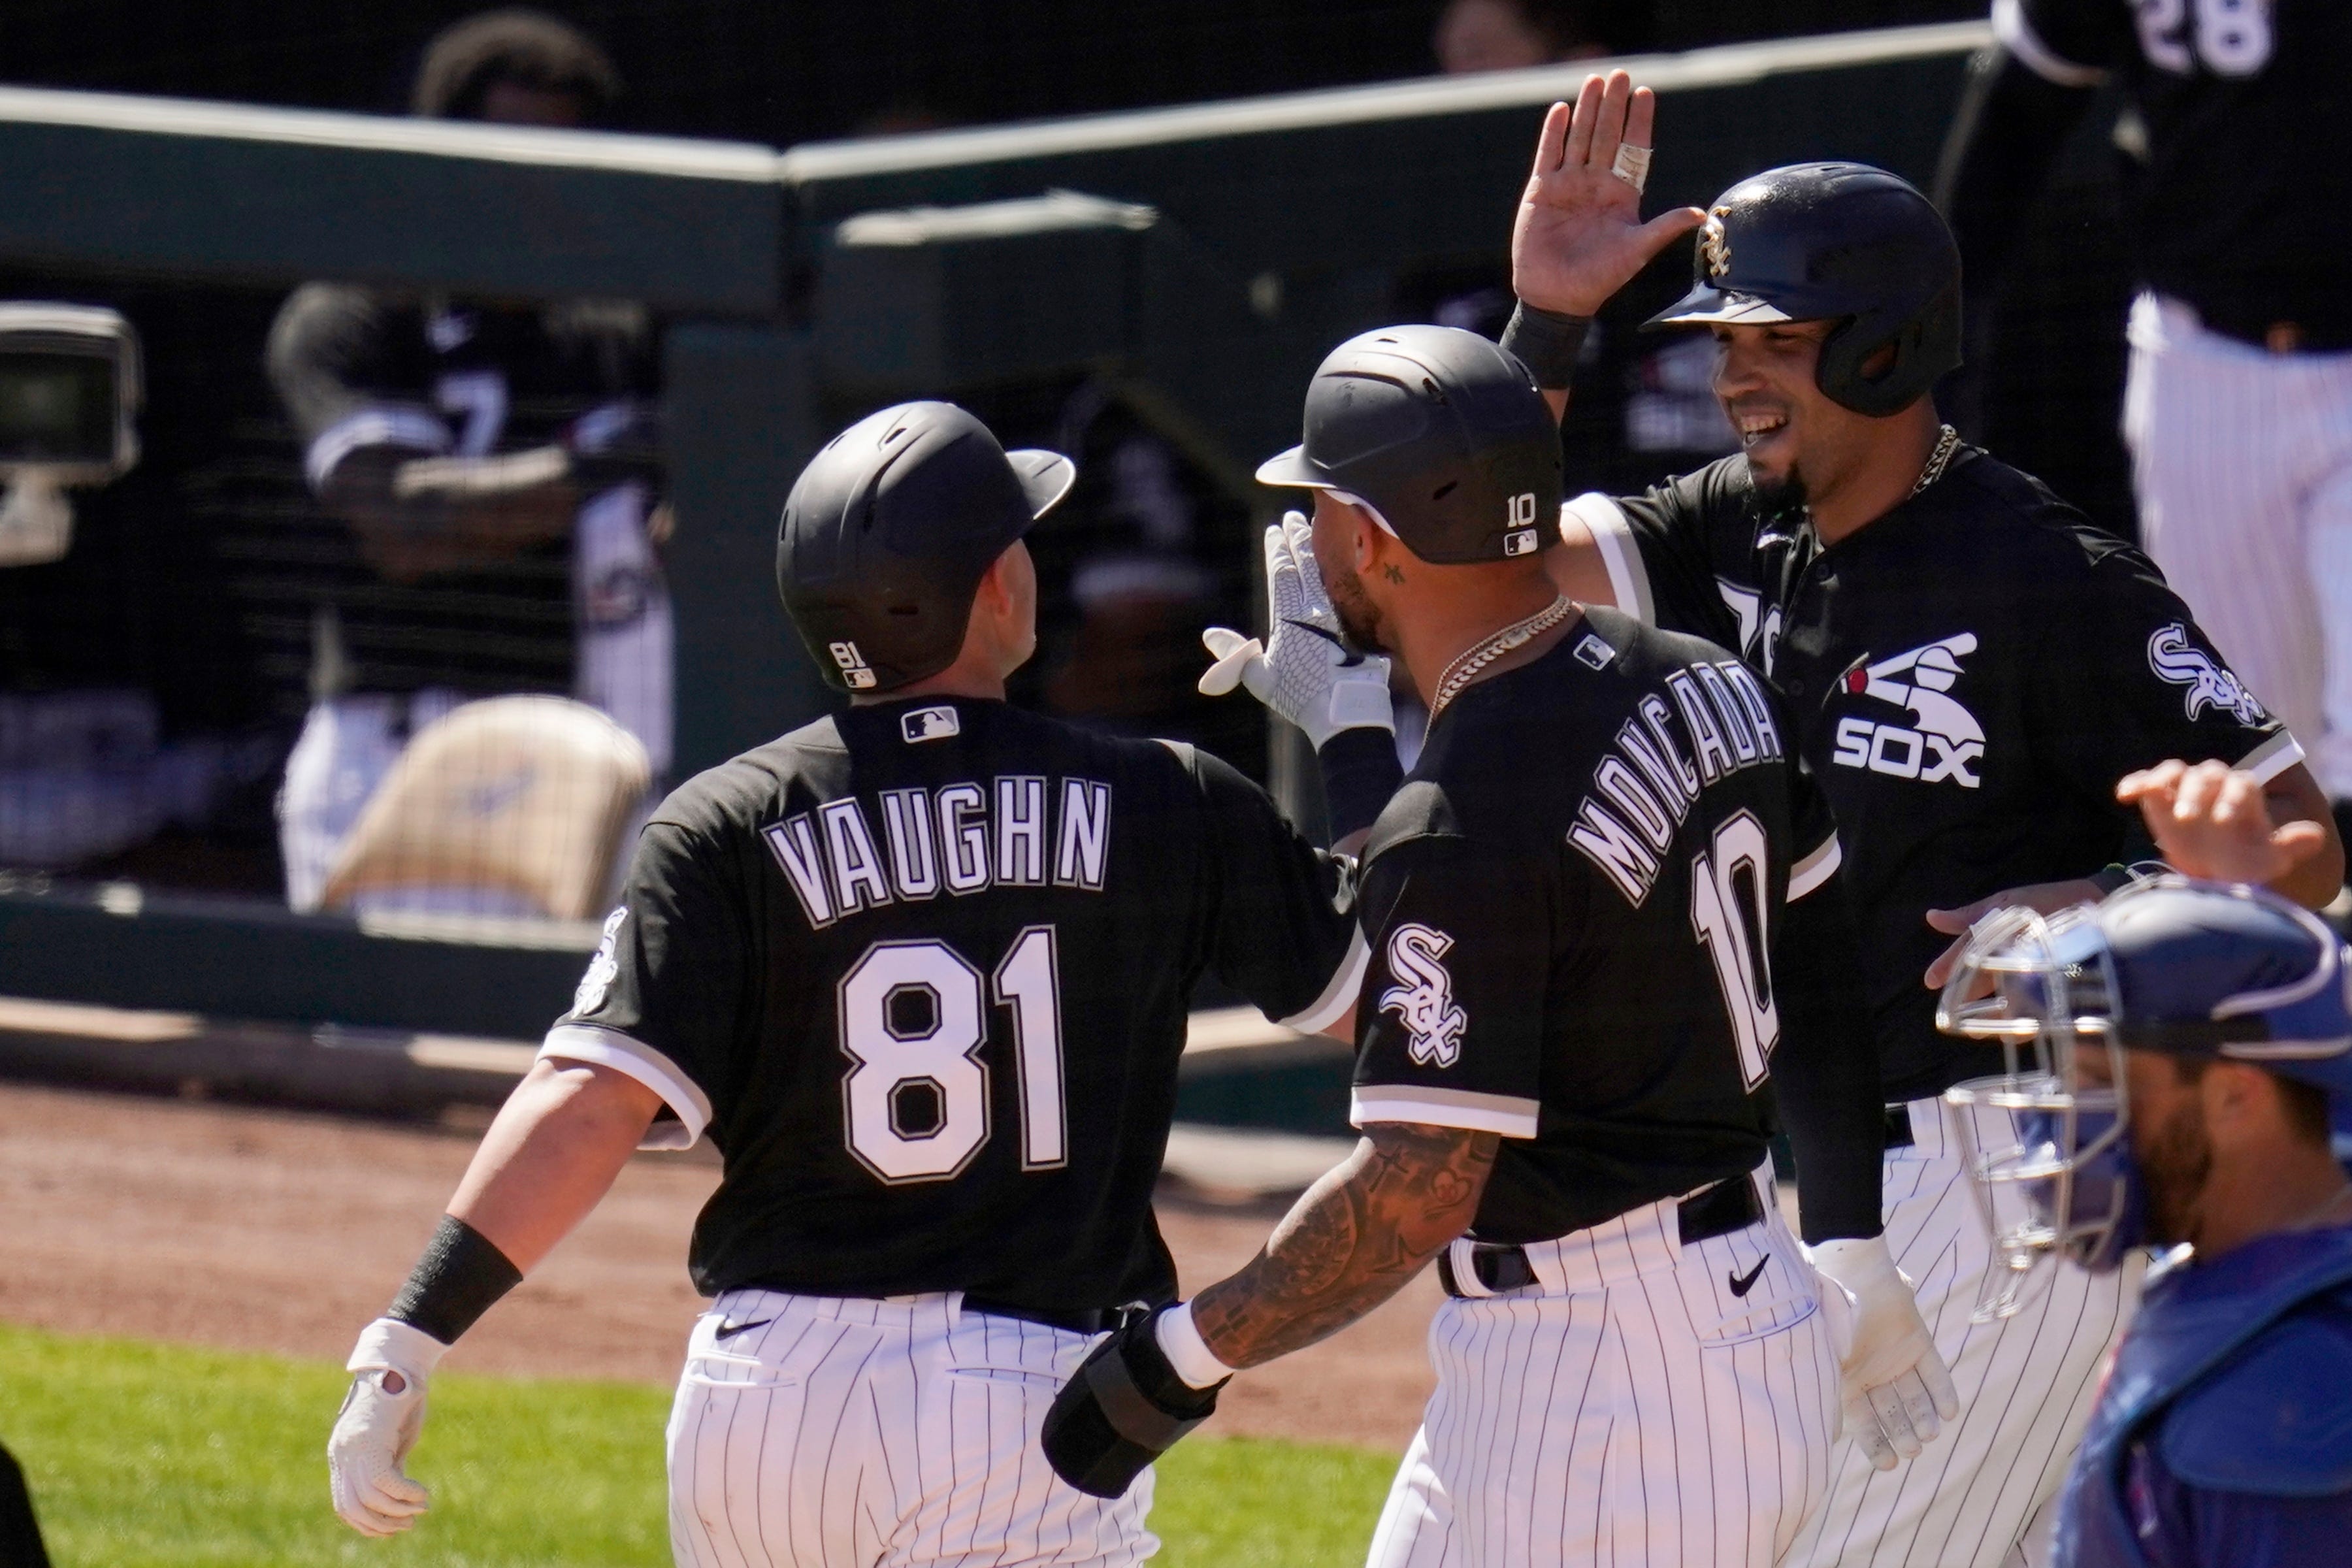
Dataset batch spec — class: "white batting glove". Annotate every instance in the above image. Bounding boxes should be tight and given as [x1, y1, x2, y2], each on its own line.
[1198, 512, 1393, 750]
[329, 1317, 448, 1536]
[1810, 1236, 1960, 1471]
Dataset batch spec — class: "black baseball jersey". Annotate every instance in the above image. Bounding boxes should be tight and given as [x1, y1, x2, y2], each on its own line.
[1349, 608, 1846, 1244]
[1577, 447, 2302, 1098]
[542, 696, 1361, 1310]
[264, 284, 659, 697]
[1995, 0, 2352, 343]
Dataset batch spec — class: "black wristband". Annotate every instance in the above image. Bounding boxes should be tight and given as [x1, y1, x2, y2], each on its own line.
[1499, 301, 1593, 391]
[387, 1215, 523, 1345]
[1317, 725, 1405, 841]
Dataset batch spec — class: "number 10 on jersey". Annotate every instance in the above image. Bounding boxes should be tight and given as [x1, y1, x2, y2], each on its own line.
[837, 927, 1066, 1184]
[1689, 811, 1780, 1090]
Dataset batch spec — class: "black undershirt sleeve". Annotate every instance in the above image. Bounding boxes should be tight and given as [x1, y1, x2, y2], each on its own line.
[1771, 869, 1886, 1245]
[1316, 725, 1405, 843]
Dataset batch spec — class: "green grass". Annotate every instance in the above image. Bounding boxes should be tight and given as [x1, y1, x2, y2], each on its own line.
[0, 1324, 1394, 1566]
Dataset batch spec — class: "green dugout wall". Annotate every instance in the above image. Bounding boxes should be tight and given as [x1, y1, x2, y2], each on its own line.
[0, 22, 1986, 1037]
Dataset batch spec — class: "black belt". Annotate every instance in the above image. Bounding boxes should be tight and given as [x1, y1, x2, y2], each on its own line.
[1884, 1103, 1915, 1150]
[963, 1296, 1113, 1335]
[1437, 1177, 1765, 1299]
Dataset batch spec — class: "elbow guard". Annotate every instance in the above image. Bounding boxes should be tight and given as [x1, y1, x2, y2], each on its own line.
[1041, 1305, 1224, 1499]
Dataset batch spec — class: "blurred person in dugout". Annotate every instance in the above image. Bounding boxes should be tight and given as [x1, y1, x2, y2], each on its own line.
[265, 10, 664, 923]
[1433, 0, 1615, 74]
[1035, 386, 1223, 734]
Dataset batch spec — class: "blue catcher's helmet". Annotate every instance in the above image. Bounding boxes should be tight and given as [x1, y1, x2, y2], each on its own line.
[1936, 878, 2352, 1320]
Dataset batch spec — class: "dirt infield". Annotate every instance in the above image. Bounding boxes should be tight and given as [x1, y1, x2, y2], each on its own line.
[0, 1082, 1435, 1451]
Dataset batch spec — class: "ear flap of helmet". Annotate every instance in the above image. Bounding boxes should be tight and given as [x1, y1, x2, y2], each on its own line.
[1815, 276, 1962, 418]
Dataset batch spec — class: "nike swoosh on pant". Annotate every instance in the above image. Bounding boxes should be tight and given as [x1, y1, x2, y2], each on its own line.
[1727, 1258, 1770, 1298]
[715, 1318, 774, 1341]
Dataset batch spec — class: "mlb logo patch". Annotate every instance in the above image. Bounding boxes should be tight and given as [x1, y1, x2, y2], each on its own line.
[1573, 634, 1614, 670]
[830, 640, 877, 690]
[901, 706, 960, 743]
[1503, 527, 1541, 557]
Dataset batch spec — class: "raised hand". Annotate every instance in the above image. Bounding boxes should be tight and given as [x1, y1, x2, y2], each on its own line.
[1198, 513, 1394, 750]
[2116, 758, 2328, 886]
[1511, 70, 1706, 318]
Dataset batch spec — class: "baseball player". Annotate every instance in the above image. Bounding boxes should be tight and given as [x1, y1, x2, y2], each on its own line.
[266, 12, 670, 915]
[1938, 768, 2352, 1566]
[321, 400, 1368, 1565]
[1511, 86, 2342, 1565]
[1940, 1, 2352, 841]
[1040, 313, 1956, 1565]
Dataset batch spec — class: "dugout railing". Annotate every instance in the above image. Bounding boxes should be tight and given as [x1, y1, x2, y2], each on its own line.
[0, 22, 2001, 1043]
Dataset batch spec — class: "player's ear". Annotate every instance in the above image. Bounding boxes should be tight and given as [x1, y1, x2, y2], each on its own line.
[2198, 1060, 2272, 1146]
[973, 543, 1017, 617]
[1349, 506, 1381, 574]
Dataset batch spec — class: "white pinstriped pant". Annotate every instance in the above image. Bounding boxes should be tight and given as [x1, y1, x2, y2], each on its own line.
[1367, 1165, 1838, 1568]
[666, 1291, 1154, 1567]
[2123, 292, 2352, 796]
[1782, 1098, 2142, 1568]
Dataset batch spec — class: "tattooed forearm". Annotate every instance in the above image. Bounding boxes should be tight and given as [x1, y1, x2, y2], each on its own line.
[1190, 1123, 1497, 1369]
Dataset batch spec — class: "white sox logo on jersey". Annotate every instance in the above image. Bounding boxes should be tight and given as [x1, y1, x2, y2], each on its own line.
[1830, 632, 1985, 789]
[2148, 623, 2268, 725]
[1379, 923, 1467, 1068]
[1716, 580, 1783, 674]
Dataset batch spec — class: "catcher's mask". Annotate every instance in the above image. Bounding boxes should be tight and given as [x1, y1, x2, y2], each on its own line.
[1938, 878, 2352, 1321]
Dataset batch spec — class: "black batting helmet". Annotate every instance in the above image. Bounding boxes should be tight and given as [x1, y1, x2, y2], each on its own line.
[1256, 325, 1561, 565]
[777, 401, 1074, 694]
[1645, 162, 1961, 418]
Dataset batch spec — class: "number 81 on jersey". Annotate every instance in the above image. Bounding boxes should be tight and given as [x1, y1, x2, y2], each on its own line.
[836, 927, 1066, 1184]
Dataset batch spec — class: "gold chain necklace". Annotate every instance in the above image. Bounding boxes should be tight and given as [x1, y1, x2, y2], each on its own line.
[1428, 595, 1576, 722]
[1910, 424, 1961, 497]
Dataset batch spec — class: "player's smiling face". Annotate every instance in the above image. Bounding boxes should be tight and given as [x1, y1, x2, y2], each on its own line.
[1710, 320, 1864, 510]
